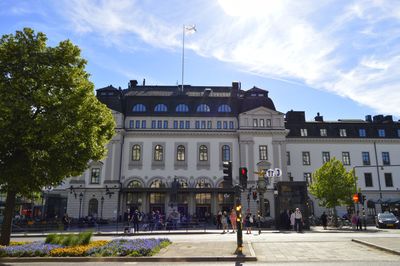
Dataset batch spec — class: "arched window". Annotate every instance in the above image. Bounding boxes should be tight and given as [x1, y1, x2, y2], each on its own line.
[127, 180, 142, 188]
[150, 179, 166, 188]
[88, 198, 98, 217]
[222, 145, 230, 162]
[154, 145, 163, 161]
[132, 104, 146, 112]
[218, 104, 231, 112]
[199, 145, 208, 161]
[154, 104, 168, 112]
[179, 179, 188, 188]
[177, 145, 185, 161]
[196, 178, 212, 188]
[196, 104, 210, 112]
[176, 104, 189, 112]
[132, 145, 141, 161]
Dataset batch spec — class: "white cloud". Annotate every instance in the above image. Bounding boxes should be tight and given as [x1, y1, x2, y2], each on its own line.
[57, 0, 400, 115]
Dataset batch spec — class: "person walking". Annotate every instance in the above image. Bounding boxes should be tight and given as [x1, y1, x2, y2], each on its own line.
[245, 212, 253, 234]
[216, 211, 222, 229]
[131, 209, 141, 233]
[62, 213, 70, 231]
[290, 210, 295, 231]
[229, 209, 237, 233]
[294, 208, 303, 232]
[221, 211, 228, 233]
[321, 211, 328, 230]
[356, 211, 362, 230]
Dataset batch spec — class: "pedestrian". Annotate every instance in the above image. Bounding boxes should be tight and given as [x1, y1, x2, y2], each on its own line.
[356, 211, 362, 230]
[351, 212, 358, 230]
[294, 208, 303, 232]
[62, 213, 70, 231]
[290, 210, 295, 231]
[131, 209, 141, 233]
[321, 211, 328, 230]
[245, 212, 253, 234]
[230, 209, 237, 233]
[221, 211, 228, 233]
[216, 211, 222, 229]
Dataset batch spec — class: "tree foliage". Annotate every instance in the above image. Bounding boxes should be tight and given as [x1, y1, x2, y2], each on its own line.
[0, 28, 115, 244]
[309, 158, 356, 209]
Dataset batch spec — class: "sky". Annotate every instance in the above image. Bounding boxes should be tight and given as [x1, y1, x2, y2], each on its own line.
[1, 0, 400, 121]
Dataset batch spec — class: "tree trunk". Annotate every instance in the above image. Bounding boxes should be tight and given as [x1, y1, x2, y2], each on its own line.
[0, 189, 17, 245]
[333, 206, 338, 228]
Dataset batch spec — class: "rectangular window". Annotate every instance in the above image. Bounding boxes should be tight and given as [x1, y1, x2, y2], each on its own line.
[217, 121, 222, 129]
[151, 120, 156, 129]
[135, 120, 140, 129]
[362, 152, 370, 165]
[304, 173, 312, 185]
[342, 152, 351, 165]
[359, 128, 366, 137]
[173, 120, 178, 129]
[201, 121, 206, 129]
[364, 173, 373, 187]
[207, 121, 212, 129]
[129, 120, 134, 128]
[179, 121, 185, 129]
[322, 152, 330, 164]
[339, 129, 347, 137]
[229, 121, 234, 129]
[320, 129, 327, 137]
[384, 173, 393, 187]
[382, 152, 390, 165]
[195, 121, 200, 129]
[259, 145, 268, 160]
[266, 119, 271, 127]
[90, 168, 100, 184]
[300, 129, 308, 136]
[163, 120, 168, 129]
[253, 119, 258, 127]
[378, 129, 385, 137]
[286, 151, 291, 166]
[259, 119, 265, 127]
[157, 120, 162, 129]
[223, 121, 228, 129]
[185, 121, 190, 129]
[302, 152, 310, 165]
[141, 120, 146, 129]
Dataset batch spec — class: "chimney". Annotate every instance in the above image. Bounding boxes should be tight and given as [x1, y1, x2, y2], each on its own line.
[129, 80, 138, 89]
[231, 81, 240, 97]
[143, 78, 146, 86]
[365, 115, 372, 122]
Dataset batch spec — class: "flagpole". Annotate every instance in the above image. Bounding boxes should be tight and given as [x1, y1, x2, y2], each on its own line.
[181, 24, 185, 92]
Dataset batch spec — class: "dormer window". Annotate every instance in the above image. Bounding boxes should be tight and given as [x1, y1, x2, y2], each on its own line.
[196, 104, 210, 112]
[320, 129, 327, 136]
[300, 129, 308, 136]
[378, 129, 385, 137]
[176, 104, 189, 112]
[217, 104, 231, 112]
[339, 129, 347, 137]
[154, 104, 168, 112]
[132, 104, 146, 112]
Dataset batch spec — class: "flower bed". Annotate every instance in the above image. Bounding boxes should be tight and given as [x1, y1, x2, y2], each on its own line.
[0, 238, 170, 257]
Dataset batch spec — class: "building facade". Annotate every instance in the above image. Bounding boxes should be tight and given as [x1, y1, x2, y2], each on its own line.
[49, 80, 400, 221]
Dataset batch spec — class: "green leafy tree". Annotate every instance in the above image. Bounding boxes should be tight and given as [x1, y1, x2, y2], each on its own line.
[309, 158, 357, 226]
[0, 28, 115, 245]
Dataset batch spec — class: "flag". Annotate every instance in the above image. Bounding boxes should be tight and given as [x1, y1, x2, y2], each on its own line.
[184, 25, 197, 34]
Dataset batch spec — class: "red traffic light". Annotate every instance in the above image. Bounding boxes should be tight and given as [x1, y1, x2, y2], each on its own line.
[352, 193, 359, 203]
[241, 168, 247, 175]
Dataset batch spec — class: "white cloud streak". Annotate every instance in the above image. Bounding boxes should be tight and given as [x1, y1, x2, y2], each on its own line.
[58, 0, 400, 115]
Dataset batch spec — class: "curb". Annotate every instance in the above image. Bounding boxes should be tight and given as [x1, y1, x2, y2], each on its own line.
[0, 255, 257, 263]
[352, 239, 400, 256]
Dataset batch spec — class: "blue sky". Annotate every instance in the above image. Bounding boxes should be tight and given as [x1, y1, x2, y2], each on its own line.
[1, 0, 400, 121]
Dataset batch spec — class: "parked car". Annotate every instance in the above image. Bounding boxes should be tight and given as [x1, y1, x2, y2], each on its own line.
[375, 213, 399, 229]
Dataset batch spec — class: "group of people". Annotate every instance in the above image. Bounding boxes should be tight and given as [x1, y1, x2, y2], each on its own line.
[320, 210, 366, 230]
[216, 209, 257, 234]
[280, 208, 304, 232]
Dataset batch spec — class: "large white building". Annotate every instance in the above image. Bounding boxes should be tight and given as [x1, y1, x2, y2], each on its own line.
[47, 80, 400, 224]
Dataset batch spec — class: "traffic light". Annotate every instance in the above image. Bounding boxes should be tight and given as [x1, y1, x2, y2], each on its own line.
[358, 192, 365, 204]
[352, 193, 359, 203]
[239, 167, 248, 189]
[223, 161, 232, 187]
[252, 191, 258, 200]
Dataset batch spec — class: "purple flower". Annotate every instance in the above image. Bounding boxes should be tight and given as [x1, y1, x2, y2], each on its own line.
[0, 242, 62, 257]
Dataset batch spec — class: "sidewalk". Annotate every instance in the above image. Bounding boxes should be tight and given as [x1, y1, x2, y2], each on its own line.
[352, 237, 400, 255]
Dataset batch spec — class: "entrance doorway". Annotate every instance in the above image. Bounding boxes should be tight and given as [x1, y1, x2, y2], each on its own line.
[196, 205, 211, 222]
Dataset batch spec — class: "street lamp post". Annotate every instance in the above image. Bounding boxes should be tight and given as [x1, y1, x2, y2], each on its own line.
[78, 192, 83, 220]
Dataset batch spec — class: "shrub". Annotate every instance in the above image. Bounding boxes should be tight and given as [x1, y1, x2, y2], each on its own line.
[45, 231, 93, 247]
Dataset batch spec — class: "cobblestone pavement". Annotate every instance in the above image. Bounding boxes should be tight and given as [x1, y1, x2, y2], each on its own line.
[253, 241, 400, 262]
